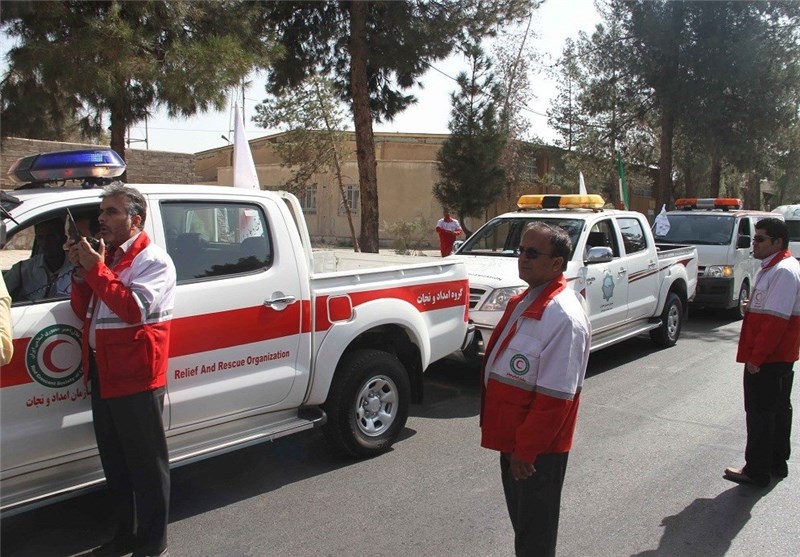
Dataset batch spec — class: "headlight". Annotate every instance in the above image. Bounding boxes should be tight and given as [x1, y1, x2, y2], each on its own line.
[704, 265, 733, 278]
[480, 286, 527, 311]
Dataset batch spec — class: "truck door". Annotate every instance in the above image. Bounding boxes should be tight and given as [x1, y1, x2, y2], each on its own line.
[1, 202, 104, 479]
[617, 216, 659, 321]
[154, 197, 303, 430]
[582, 218, 629, 331]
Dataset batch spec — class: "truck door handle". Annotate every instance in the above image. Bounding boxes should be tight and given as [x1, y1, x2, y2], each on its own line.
[648, 260, 657, 269]
[617, 268, 627, 276]
[265, 295, 297, 309]
[586, 277, 595, 285]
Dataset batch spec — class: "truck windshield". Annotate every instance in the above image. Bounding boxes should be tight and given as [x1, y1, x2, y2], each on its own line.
[457, 217, 583, 258]
[654, 214, 735, 245]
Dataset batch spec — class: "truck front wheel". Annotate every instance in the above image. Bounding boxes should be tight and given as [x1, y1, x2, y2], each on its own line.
[650, 292, 682, 347]
[323, 349, 411, 458]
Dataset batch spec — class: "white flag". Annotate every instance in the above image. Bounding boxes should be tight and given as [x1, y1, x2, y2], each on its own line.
[654, 204, 671, 237]
[579, 172, 587, 195]
[233, 103, 262, 238]
[233, 103, 259, 190]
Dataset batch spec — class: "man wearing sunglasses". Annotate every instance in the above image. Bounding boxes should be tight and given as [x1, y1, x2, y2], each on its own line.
[480, 222, 591, 556]
[725, 217, 800, 487]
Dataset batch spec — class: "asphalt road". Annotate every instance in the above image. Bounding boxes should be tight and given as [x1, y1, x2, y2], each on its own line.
[2, 309, 798, 557]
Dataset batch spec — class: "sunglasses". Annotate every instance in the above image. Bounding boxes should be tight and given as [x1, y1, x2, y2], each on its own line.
[752, 235, 774, 243]
[518, 246, 555, 259]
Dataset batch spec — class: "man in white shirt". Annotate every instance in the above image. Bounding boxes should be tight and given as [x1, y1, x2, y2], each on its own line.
[435, 208, 463, 257]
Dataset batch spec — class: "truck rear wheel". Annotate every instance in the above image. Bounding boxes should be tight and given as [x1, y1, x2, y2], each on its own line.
[650, 292, 682, 347]
[323, 349, 410, 458]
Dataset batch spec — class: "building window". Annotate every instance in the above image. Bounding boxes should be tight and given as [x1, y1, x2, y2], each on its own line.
[339, 184, 359, 215]
[301, 185, 317, 213]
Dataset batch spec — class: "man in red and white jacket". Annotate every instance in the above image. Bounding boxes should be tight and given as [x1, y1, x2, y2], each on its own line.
[69, 184, 176, 557]
[481, 222, 590, 557]
[725, 217, 800, 487]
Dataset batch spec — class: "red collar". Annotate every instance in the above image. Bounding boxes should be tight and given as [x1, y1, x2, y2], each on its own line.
[520, 275, 567, 320]
[763, 249, 793, 270]
[106, 232, 151, 273]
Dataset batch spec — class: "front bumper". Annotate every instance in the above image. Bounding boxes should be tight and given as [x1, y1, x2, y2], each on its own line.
[691, 277, 735, 309]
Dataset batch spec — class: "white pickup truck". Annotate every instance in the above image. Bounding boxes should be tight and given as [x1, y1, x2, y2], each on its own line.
[0, 149, 471, 516]
[453, 194, 698, 356]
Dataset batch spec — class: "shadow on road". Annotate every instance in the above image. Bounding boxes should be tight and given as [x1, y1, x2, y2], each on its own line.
[410, 358, 482, 419]
[0, 360, 480, 556]
[631, 482, 777, 557]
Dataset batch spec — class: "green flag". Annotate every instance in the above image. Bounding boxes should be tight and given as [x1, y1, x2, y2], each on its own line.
[616, 150, 629, 210]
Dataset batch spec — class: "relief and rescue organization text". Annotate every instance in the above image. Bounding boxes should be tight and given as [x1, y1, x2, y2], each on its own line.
[174, 350, 291, 379]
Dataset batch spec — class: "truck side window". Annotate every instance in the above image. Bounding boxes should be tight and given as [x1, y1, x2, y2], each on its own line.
[617, 217, 647, 254]
[586, 219, 620, 257]
[161, 201, 272, 283]
[1, 206, 99, 305]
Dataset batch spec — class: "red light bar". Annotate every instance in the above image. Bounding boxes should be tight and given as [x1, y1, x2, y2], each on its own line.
[675, 198, 743, 210]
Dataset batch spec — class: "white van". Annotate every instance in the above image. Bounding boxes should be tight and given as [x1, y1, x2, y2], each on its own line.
[772, 204, 800, 259]
[653, 198, 782, 319]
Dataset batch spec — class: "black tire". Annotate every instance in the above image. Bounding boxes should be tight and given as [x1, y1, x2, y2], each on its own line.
[650, 292, 683, 347]
[322, 348, 411, 458]
[730, 281, 749, 320]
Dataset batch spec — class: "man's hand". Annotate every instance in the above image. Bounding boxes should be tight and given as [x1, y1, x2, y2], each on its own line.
[68, 237, 104, 276]
[509, 453, 536, 481]
[746, 361, 760, 374]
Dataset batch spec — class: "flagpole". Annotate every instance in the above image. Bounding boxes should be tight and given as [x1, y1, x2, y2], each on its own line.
[616, 151, 629, 210]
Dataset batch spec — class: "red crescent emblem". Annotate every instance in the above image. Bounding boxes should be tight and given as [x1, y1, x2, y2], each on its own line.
[43, 339, 71, 373]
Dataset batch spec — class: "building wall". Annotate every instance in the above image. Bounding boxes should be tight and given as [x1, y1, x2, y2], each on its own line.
[1, 137, 196, 189]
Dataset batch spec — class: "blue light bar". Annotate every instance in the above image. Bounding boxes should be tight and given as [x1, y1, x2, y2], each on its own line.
[8, 149, 126, 185]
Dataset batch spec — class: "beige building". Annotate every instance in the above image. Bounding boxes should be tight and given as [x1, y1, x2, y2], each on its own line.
[195, 131, 562, 248]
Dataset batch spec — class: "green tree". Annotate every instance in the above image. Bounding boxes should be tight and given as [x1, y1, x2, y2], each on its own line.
[262, 0, 533, 252]
[1, 1, 273, 161]
[434, 44, 507, 235]
[678, 1, 800, 204]
[254, 75, 360, 251]
[547, 39, 587, 153]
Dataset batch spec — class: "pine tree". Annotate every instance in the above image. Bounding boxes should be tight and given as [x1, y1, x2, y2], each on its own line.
[434, 44, 507, 234]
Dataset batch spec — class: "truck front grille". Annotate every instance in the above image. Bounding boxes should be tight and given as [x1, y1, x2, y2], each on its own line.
[469, 287, 487, 309]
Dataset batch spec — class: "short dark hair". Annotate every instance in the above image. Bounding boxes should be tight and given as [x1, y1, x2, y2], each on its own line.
[102, 183, 147, 230]
[755, 217, 788, 249]
[524, 222, 572, 271]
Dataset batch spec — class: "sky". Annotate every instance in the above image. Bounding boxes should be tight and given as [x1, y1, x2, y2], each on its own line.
[2, 0, 602, 154]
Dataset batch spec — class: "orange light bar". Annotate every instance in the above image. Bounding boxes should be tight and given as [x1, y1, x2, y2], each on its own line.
[675, 197, 743, 210]
[517, 194, 605, 210]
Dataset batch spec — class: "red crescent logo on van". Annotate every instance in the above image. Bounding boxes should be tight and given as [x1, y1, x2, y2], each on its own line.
[26, 325, 83, 388]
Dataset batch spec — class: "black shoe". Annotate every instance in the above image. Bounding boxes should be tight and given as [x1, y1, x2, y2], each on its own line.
[771, 463, 789, 478]
[723, 466, 770, 487]
[90, 535, 136, 557]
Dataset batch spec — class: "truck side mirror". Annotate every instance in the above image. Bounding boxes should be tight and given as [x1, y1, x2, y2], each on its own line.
[737, 235, 751, 249]
[585, 246, 614, 264]
[452, 240, 465, 253]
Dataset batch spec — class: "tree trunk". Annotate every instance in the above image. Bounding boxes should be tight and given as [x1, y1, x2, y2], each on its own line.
[709, 154, 722, 198]
[348, 1, 379, 253]
[656, 105, 674, 211]
[110, 99, 127, 181]
[684, 159, 696, 198]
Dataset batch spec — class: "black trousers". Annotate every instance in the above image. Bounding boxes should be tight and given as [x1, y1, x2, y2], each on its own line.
[90, 355, 170, 555]
[743, 362, 794, 480]
[500, 452, 569, 557]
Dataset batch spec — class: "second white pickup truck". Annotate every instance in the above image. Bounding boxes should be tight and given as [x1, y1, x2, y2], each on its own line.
[453, 194, 698, 356]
